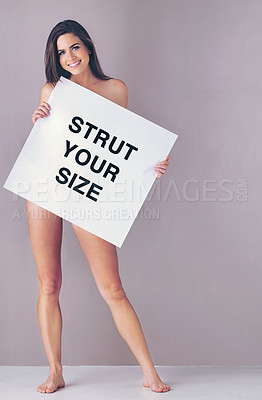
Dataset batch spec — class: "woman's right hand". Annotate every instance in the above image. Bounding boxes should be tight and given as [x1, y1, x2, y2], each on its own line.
[32, 101, 50, 124]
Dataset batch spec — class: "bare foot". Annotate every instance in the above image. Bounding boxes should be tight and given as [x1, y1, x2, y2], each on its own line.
[36, 372, 65, 394]
[143, 371, 170, 393]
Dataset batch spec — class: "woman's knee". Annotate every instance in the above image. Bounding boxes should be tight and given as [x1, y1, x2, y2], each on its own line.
[39, 274, 62, 296]
[100, 284, 127, 304]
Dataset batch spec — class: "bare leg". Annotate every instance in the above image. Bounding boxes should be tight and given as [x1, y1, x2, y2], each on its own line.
[26, 200, 65, 393]
[71, 224, 170, 393]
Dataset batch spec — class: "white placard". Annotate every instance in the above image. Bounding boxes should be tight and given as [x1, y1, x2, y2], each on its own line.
[3, 77, 178, 247]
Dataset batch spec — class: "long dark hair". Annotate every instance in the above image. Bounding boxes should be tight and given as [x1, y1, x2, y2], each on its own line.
[44, 20, 112, 85]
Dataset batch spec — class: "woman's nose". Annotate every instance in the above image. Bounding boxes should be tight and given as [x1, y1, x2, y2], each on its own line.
[67, 50, 76, 61]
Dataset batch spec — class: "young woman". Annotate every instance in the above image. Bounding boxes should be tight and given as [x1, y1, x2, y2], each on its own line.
[28, 19, 171, 394]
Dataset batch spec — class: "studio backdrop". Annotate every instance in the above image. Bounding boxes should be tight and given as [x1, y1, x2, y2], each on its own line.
[0, 0, 261, 366]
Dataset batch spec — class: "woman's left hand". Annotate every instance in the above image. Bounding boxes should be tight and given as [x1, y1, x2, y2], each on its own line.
[154, 155, 171, 179]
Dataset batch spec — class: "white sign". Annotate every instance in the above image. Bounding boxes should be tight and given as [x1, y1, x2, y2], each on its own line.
[3, 77, 178, 247]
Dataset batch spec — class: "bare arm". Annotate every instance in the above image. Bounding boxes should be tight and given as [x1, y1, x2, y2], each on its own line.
[32, 83, 55, 124]
[107, 79, 128, 109]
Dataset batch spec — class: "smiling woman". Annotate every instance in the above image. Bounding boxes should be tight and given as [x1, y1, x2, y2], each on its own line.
[57, 35, 91, 76]
[28, 18, 171, 395]
[44, 20, 113, 85]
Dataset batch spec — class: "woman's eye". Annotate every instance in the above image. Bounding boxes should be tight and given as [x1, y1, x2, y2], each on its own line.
[58, 46, 79, 56]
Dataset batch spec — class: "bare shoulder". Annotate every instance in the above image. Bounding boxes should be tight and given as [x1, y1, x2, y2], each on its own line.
[40, 82, 56, 104]
[105, 78, 128, 108]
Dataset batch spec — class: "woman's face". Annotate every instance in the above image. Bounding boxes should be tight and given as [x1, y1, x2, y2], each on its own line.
[56, 33, 91, 76]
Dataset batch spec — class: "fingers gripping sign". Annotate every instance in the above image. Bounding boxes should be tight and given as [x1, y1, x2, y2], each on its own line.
[32, 101, 50, 124]
[154, 154, 171, 179]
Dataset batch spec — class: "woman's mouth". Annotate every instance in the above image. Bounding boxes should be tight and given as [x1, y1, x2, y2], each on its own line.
[68, 60, 81, 68]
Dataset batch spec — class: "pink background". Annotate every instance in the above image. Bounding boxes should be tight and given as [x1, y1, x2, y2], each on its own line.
[0, 0, 261, 366]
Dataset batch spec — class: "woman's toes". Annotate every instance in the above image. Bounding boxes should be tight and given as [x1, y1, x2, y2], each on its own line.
[152, 384, 163, 392]
[154, 383, 170, 392]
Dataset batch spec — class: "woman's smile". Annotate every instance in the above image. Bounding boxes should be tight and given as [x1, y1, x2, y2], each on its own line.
[68, 60, 81, 68]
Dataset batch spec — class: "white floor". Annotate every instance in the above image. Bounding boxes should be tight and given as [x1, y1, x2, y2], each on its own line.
[0, 366, 261, 399]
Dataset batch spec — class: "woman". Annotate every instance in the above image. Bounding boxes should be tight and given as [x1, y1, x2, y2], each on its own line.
[28, 19, 171, 394]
